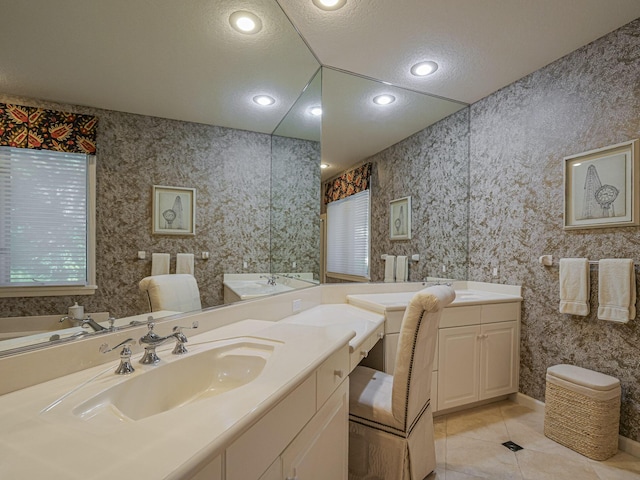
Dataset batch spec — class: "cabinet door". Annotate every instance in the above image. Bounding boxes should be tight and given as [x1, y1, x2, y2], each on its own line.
[282, 382, 348, 480]
[437, 325, 481, 410]
[479, 320, 519, 400]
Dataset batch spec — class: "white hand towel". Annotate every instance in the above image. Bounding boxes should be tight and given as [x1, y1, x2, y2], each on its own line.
[597, 259, 636, 323]
[151, 253, 170, 276]
[559, 258, 590, 316]
[396, 255, 408, 282]
[176, 253, 195, 275]
[384, 255, 396, 283]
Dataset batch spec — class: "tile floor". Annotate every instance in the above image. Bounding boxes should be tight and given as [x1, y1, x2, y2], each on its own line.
[427, 400, 640, 479]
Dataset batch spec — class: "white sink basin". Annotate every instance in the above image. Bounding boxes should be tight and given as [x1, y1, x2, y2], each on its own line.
[46, 340, 275, 426]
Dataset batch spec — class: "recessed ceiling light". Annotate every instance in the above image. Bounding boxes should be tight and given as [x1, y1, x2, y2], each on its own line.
[410, 61, 438, 76]
[321, 163, 330, 169]
[253, 95, 275, 106]
[312, 0, 347, 11]
[229, 11, 262, 34]
[309, 106, 323, 116]
[373, 94, 395, 106]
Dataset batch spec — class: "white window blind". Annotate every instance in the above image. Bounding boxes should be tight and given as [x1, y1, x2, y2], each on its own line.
[326, 189, 370, 279]
[0, 147, 92, 289]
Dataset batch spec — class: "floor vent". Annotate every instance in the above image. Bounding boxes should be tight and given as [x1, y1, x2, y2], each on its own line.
[502, 441, 523, 452]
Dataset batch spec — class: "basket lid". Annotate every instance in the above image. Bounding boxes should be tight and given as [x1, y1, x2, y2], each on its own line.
[547, 364, 619, 391]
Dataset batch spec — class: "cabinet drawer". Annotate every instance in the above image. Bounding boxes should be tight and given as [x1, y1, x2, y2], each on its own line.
[440, 305, 481, 328]
[350, 324, 384, 372]
[317, 345, 349, 408]
[226, 375, 316, 480]
[480, 302, 519, 323]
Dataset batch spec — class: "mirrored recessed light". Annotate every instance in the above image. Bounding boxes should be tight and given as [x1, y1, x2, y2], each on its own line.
[309, 106, 323, 116]
[253, 95, 275, 106]
[321, 163, 330, 169]
[373, 94, 396, 106]
[229, 11, 262, 34]
[312, 0, 347, 11]
[410, 61, 438, 76]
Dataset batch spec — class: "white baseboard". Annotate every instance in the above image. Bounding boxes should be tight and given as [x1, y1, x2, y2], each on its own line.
[508, 392, 545, 413]
[509, 392, 640, 458]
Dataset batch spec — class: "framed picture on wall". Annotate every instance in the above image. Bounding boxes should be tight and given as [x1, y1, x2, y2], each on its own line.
[152, 185, 196, 235]
[390, 196, 411, 240]
[564, 139, 639, 229]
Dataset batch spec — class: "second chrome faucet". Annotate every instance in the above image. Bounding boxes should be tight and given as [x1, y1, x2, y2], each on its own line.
[138, 321, 198, 364]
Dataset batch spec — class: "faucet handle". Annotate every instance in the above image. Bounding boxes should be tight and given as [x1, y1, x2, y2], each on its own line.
[99, 338, 135, 375]
[171, 321, 199, 355]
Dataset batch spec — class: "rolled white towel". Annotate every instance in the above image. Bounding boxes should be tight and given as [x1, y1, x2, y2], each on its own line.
[384, 255, 396, 283]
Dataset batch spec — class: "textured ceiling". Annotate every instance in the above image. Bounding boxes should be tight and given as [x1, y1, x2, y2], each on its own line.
[0, 1, 639, 179]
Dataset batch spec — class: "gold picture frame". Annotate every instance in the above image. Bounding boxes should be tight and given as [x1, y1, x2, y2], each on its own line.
[152, 185, 196, 235]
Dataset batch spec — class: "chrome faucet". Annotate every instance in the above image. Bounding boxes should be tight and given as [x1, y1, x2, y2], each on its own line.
[259, 274, 278, 286]
[99, 338, 135, 375]
[171, 321, 199, 355]
[138, 322, 197, 364]
[59, 314, 109, 332]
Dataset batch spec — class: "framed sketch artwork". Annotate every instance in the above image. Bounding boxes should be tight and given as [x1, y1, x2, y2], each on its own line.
[152, 185, 196, 235]
[564, 140, 639, 229]
[390, 196, 411, 240]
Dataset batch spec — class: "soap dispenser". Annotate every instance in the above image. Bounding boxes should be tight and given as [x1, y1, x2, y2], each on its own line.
[68, 301, 84, 320]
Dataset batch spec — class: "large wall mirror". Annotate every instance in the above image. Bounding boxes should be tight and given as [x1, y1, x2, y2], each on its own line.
[0, 0, 469, 356]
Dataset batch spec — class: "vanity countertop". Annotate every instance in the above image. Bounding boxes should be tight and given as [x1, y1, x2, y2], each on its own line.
[347, 287, 523, 313]
[0, 318, 354, 479]
[280, 304, 385, 355]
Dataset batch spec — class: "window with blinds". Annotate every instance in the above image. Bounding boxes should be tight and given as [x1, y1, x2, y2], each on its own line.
[326, 189, 370, 280]
[0, 147, 95, 294]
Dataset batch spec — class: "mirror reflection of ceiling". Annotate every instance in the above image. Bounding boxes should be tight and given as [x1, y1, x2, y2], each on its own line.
[1, 0, 639, 179]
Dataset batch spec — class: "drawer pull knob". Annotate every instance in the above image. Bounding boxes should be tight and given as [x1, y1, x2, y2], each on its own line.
[360, 350, 368, 358]
[377, 332, 384, 339]
[334, 369, 344, 378]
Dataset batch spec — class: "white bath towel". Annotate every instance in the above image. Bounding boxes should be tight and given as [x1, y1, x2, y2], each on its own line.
[176, 253, 195, 275]
[396, 255, 408, 282]
[597, 259, 636, 323]
[151, 253, 170, 276]
[384, 255, 396, 283]
[559, 258, 590, 316]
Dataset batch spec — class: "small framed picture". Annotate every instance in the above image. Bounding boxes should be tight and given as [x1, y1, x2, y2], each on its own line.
[564, 140, 639, 229]
[390, 196, 411, 240]
[152, 185, 196, 235]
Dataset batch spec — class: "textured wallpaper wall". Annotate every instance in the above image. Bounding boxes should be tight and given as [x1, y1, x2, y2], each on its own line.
[0, 95, 274, 318]
[271, 135, 321, 277]
[468, 19, 640, 440]
[368, 107, 470, 283]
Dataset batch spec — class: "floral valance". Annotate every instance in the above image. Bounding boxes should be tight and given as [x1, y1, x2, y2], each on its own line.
[324, 162, 372, 204]
[0, 103, 97, 154]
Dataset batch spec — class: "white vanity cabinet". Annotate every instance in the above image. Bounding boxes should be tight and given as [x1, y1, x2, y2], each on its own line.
[437, 303, 520, 411]
[282, 381, 348, 480]
[347, 287, 521, 414]
[220, 344, 350, 480]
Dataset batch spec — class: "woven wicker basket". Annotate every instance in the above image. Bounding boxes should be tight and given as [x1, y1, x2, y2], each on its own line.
[544, 368, 620, 461]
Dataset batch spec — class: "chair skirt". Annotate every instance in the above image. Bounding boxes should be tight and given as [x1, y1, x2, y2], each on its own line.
[348, 404, 436, 480]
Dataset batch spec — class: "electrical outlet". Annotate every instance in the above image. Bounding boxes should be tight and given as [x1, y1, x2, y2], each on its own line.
[492, 267, 499, 278]
[442, 265, 446, 273]
[243, 261, 248, 269]
[292, 299, 302, 313]
[292, 261, 297, 268]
